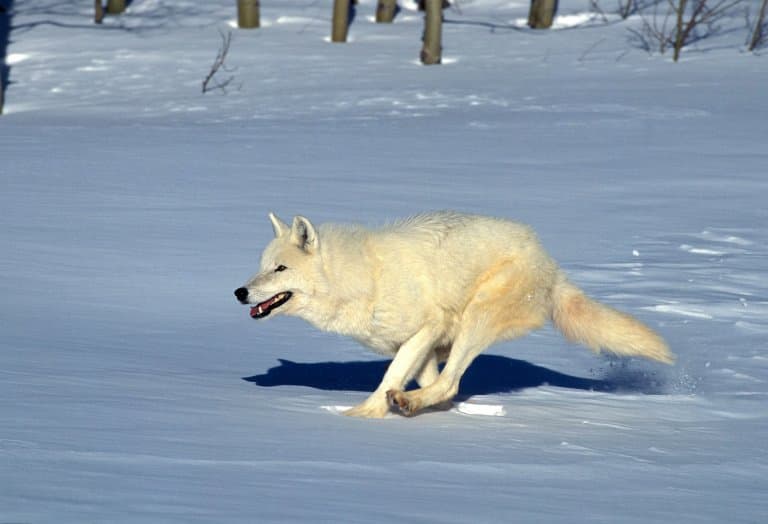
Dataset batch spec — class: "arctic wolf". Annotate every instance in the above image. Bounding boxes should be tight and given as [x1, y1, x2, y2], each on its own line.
[235, 211, 673, 418]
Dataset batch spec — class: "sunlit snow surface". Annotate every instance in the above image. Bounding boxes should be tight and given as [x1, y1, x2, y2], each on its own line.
[1, 1, 767, 522]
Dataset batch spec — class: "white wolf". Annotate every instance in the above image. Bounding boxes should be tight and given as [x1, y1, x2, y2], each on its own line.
[235, 211, 673, 418]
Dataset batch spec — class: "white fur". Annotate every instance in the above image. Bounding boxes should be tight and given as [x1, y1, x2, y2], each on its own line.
[238, 211, 674, 418]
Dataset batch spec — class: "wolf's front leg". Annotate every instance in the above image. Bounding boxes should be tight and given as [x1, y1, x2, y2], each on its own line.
[343, 325, 441, 419]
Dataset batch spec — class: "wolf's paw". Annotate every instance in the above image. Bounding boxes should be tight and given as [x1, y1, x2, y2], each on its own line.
[343, 400, 390, 419]
[386, 389, 419, 417]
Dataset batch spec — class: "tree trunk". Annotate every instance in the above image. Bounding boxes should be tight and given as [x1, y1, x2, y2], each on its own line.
[95, 1, 104, 24]
[749, 0, 768, 51]
[376, 0, 398, 23]
[420, 0, 442, 64]
[418, 0, 450, 9]
[106, 0, 126, 15]
[331, 0, 351, 43]
[0, 1, 6, 115]
[237, 0, 260, 29]
[672, 0, 688, 62]
[528, 0, 557, 29]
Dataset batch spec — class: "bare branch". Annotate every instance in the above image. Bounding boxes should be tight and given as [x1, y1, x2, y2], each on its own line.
[590, 0, 610, 23]
[748, 0, 768, 50]
[628, 0, 745, 60]
[202, 30, 236, 94]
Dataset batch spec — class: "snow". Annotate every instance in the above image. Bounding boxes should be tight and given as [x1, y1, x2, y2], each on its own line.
[1, 0, 767, 522]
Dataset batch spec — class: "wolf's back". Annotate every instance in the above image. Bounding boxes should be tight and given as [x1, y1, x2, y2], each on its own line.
[551, 274, 674, 364]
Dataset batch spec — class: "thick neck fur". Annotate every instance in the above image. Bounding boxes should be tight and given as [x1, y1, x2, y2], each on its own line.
[294, 224, 377, 337]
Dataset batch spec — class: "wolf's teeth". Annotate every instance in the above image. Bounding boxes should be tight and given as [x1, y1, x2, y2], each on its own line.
[257, 306, 263, 315]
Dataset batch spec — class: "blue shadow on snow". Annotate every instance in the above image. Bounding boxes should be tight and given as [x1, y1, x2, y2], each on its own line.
[244, 354, 663, 398]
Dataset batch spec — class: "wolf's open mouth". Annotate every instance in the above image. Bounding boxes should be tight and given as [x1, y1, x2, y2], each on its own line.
[250, 292, 292, 319]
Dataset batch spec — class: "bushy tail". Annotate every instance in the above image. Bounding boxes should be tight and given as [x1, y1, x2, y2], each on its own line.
[551, 274, 674, 364]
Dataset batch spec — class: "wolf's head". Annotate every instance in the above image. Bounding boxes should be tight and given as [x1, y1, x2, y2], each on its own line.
[234, 213, 323, 320]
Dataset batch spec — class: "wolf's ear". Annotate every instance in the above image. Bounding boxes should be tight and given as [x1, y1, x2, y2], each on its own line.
[269, 212, 290, 238]
[291, 215, 319, 253]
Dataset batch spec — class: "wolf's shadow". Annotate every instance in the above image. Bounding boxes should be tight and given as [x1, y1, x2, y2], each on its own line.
[243, 354, 662, 397]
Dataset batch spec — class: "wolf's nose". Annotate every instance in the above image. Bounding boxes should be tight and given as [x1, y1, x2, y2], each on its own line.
[234, 287, 249, 303]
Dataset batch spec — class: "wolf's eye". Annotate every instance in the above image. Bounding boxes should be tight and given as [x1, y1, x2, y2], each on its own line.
[275, 265, 287, 272]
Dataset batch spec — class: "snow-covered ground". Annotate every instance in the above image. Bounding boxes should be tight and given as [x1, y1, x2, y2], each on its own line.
[1, 1, 766, 522]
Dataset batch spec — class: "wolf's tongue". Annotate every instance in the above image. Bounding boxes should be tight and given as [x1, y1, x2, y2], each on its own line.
[250, 297, 273, 318]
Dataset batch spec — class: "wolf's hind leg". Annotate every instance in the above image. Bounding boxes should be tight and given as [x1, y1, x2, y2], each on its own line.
[415, 350, 440, 388]
[388, 262, 549, 416]
[410, 350, 453, 411]
[387, 329, 491, 416]
[344, 325, 440, 418]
